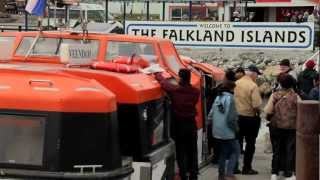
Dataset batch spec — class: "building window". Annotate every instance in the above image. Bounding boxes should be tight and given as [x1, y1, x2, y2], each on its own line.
[170, 5, 218, 21]
[208, 8, 218, 21]
[171, 7, 189, 20]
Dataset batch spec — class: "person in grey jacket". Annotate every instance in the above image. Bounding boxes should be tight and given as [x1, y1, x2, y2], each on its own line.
[208, 80, 240, 180]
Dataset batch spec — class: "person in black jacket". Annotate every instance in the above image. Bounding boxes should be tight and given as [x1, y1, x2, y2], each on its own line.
[298, 60, 318, 99]
[308, 73, 319, 100]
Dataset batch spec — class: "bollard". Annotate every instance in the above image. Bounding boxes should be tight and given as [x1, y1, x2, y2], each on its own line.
[296, 100, 319, 180]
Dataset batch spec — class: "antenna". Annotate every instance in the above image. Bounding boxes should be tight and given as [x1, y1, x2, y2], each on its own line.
[54, 0, 57, 28]
[80, 8, 88, 43]
[37, 16, 43, 32]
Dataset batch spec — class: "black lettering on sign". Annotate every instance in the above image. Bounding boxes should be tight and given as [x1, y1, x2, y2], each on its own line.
[241, 31, 245, 42]
[151, 29, 156, 37]
[169, 30, 177, 41]
[186, 30, 195, 41]
[203, 30, 212, 41]
[141, 29, 150, 36]
[69, 48, 92, 59]
[214, 31, 223, 42]
[131, 29, 140, 35]
[226, 31, 234, 42]
[69, 49, 77, 57]
[275, 31, 285, 43]
[263, 31, 272, 43]
[180, 30, 185, 41]
[163, 30, 168, 38]
[69, 49, 73, 57]
[78, 49, 83, 57]
[288, 31, 297, 42]
[196, 30, 202, 41]
[255, 31, 261, 43]
[299, 31, 306, 43]
[247, 31, 253, 42]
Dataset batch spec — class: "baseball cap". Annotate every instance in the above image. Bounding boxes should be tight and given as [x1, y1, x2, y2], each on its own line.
[279, 59, 290, 67]
[247, 64, 262, 75]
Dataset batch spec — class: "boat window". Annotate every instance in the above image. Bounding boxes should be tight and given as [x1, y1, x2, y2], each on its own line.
[87, 10, 104, 22]
[15, 37, 34, 56]
[0, 114, 45, 166]
[49, 9, 65, 19]
[0, 36, 15, 60]
[159, 41, 184, 74]
[16, 37, 60, 56]
[33, 38, 60, 56]
[106, 41, 158, 64]
[16, 37, 99, 58]
[69, 10, 81, 19]
[164, 55, 183, 73]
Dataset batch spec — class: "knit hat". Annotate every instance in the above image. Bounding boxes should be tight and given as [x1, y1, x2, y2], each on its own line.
[306, 59, 316, 69]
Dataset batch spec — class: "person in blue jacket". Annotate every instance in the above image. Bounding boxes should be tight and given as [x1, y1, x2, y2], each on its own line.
[208, 80, 240, 180]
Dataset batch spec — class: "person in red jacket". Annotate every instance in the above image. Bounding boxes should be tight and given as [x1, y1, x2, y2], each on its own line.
[155, 69, 200, 180]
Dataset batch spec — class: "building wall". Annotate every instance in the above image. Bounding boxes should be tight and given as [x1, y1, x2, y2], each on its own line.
[247, 0, 317, 7]
[268, 7, 277, 22]
[107, 2, 221, 21]
[0, 1, 5, 13]
[73, 1, 318, 22]
[107, 2, 162, 17]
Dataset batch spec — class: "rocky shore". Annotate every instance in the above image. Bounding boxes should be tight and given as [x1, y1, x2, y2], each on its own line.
[178, 48, 318, 71]
[178, 47, 319, 95]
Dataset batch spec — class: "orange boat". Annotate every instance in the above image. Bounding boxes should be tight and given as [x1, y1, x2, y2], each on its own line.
[0, 30, 224, 179]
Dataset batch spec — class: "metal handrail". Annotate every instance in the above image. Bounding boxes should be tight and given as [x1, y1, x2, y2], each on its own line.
[0, 24, 38, 32]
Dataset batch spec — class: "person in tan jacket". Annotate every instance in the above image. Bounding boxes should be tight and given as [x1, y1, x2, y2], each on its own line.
[234, 64, 262, 175]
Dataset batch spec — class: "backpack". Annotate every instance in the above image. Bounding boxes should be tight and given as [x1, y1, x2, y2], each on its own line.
[270, 90, 298, 129]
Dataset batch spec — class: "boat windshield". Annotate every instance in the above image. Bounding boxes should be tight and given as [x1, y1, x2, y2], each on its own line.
[105, 41, 158, 65]
[0, 36, 15, 60]
[15, 37, 99, 58]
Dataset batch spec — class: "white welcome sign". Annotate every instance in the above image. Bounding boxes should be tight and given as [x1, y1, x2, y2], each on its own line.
[126, 21, 314, 50]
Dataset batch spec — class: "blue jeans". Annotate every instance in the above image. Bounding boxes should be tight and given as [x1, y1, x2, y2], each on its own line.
[218, 139, 240, 176]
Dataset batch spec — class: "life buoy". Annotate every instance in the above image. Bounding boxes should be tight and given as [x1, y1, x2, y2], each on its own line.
[91, 61, 139, 73]
[112, 55, 150, 68]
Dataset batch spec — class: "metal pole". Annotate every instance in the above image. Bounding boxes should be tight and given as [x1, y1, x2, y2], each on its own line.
[296, 101, 319, 180]
[162, 1, 165, 21]
[223, 1, 225, 21]
[146, 1, 150, 21]
[54, 0, 57, 28]
[65, 5, 68, 24]
[123, 1, 126, 29]
[105, 0, 108, 23]
[245, 1, 248, 21]
[25, 0, 28, 31]
[189, 1, 192, 21]
[47, 3, 50, 29]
